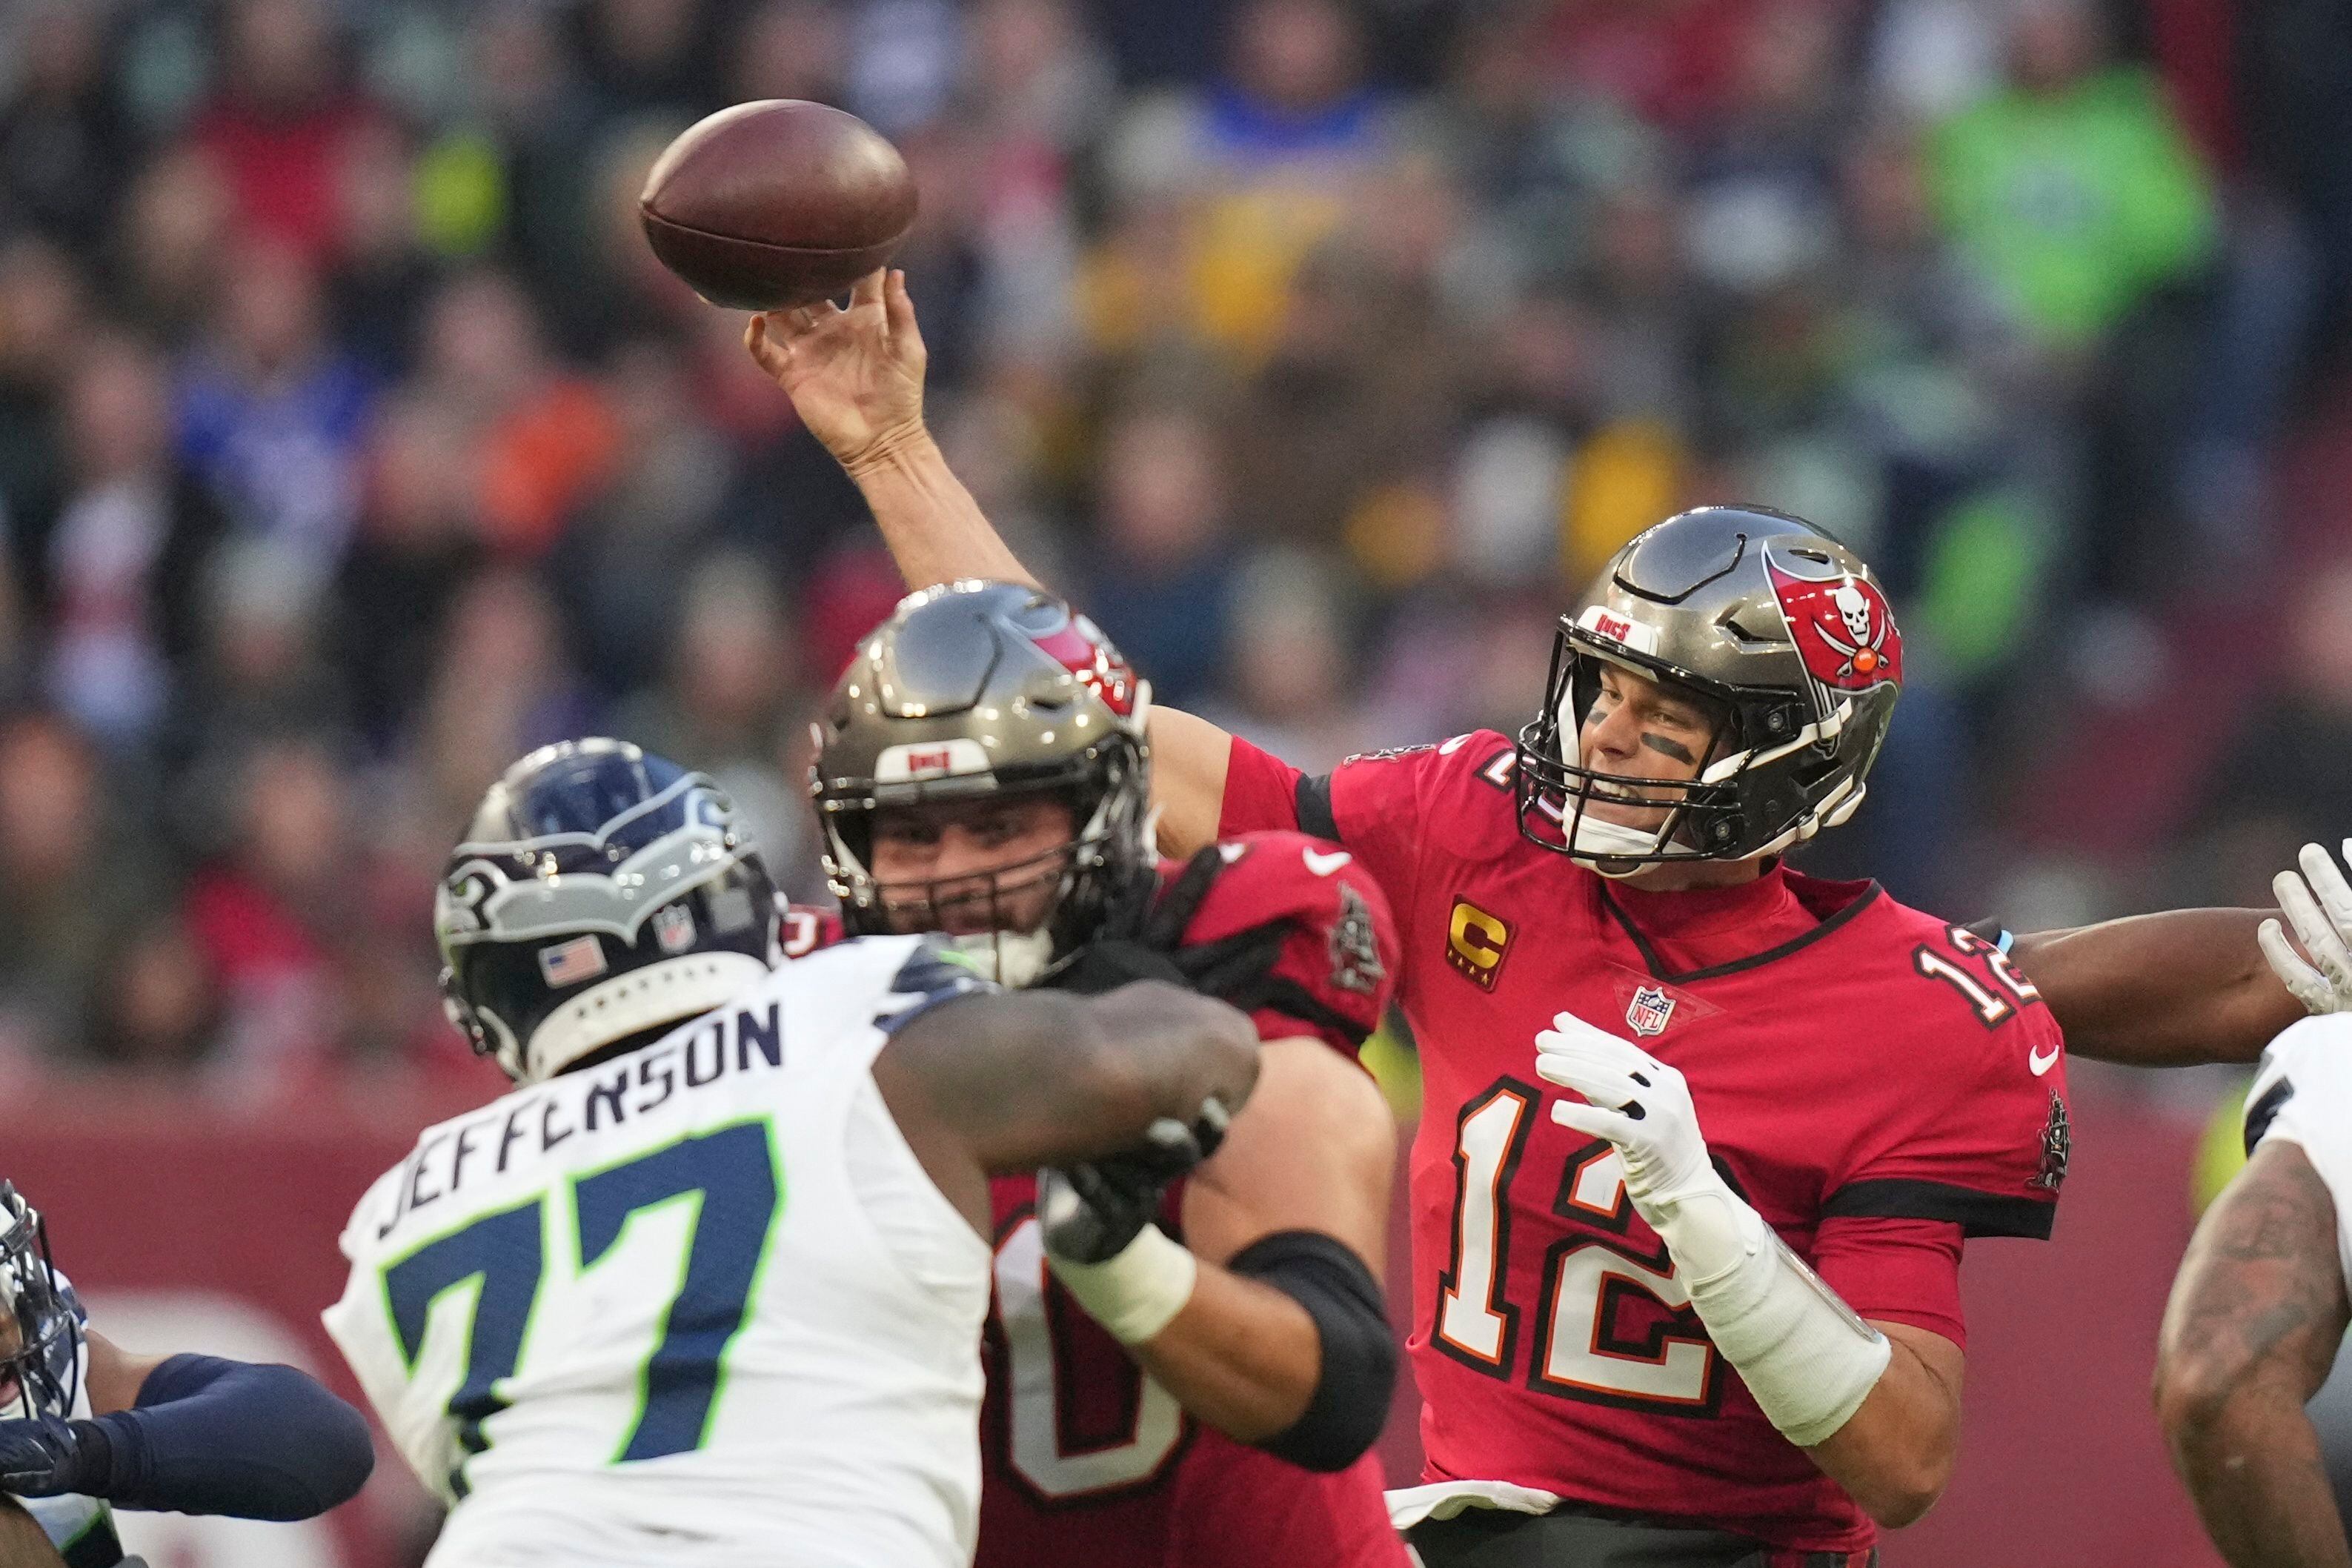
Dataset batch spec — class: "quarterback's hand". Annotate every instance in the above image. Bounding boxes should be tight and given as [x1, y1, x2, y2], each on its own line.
[1037, 1105, 1232, 1265]
[1535, 1012, 1717, 1224]
[744, 268, 929, 476]
[2264, 842, 2352, 1015]
[0, 1415, 99, 1498]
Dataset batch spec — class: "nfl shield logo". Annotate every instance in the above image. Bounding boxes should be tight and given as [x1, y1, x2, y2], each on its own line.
[653, 903, 697, 954]
[1627, 985, 1676, 1037]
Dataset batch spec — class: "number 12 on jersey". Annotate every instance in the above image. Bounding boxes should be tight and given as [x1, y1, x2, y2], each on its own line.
[1434, 1080, 1723, 1413]
[379, 1118, 783, 1495]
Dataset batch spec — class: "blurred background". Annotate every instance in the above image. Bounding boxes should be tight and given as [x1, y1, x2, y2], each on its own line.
[4, 0, 2348, 1562]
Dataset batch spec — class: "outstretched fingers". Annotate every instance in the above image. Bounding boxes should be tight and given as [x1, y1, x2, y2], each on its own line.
[886, 269, 926, 362]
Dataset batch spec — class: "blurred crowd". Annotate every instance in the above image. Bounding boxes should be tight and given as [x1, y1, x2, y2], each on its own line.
[1, 0, 2350, 1092]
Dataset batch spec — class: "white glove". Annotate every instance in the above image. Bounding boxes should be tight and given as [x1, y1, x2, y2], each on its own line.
[2263, 841, 2352, 1014]
[1535, 1011, 1718, 1226]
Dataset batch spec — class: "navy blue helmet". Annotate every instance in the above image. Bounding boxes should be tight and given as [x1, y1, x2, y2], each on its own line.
[0, 1183, 80, 1421]
[436, 740, 780, 1083]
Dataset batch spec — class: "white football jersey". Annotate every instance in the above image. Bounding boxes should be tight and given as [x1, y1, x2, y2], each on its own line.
[2246, 1014, 2352, 1286]
[325, 936, 995, 1568]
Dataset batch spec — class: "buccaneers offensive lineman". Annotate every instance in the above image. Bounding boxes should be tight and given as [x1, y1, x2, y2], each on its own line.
[790, 583, 1410, 1568]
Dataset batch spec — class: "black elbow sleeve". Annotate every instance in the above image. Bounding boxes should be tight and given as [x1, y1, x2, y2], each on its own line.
[1226, 1230, 1397, 1472]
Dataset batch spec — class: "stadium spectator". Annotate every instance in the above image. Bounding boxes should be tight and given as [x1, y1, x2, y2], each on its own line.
[0, 0, 2326, 1107]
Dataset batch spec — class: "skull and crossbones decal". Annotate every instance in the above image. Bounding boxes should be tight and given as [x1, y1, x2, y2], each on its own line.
[1814, 582, 1890, 680]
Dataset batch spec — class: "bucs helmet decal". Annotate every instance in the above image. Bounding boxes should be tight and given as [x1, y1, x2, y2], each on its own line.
[1766, 548, 1902, 695]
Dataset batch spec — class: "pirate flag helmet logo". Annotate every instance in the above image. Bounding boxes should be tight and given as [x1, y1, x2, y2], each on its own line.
[1766, 549, 1903, 694]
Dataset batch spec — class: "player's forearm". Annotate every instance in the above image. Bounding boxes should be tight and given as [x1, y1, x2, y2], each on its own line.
[845, 428, 1037, 591]
[1126, 1263, 1321, 1442]
[1072, 983, 1263, 1157]
[2167, 1392, 2352, 1567]
[2013, 909, 2297, 1066]
[1800, 1324, 1961, 1529]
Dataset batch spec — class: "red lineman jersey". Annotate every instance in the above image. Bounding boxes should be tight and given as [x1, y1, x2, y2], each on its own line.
[1220, 731, 2070, 1558]
[785, 828, 1411, 1568]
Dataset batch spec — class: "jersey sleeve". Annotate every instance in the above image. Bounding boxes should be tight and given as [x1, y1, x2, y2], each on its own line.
[778, 900, 847, 958]
[1176, 833, 1401, 1054]
[1219, 732, 1510, 934]
[2245, 1014, 2352, 1284]
[1819, 934, 2070, 1241]
[1810, 1216, 1967, 1349]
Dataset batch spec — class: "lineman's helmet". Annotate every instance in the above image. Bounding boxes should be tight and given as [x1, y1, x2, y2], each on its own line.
[812, 581, 1155, 985]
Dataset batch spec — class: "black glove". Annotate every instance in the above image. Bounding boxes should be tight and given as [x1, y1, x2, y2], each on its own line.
[1038, 1099, 1236, 1264]
[0, 1414, 107, 1498]
[1046, 938, 1189, 997]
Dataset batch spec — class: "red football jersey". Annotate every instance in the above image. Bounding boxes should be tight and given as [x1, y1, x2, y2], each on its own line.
[785, 830, 1410, 1568]
[1220, 731, 2070, 1558]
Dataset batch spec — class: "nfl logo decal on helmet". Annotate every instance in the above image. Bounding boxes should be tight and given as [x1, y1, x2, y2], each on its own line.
[1627, 984, 1677, 1037]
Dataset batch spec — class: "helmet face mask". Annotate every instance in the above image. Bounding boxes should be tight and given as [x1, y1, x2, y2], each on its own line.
[1515, 507, 1901, 875]
[814, 582, 1157, 985]
[0, 1183, 80, 1423]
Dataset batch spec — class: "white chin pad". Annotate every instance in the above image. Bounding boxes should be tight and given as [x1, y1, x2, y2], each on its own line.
[940, 928, 1057, 989]
[526, 951, 773, 1082]
[1567, 811, 1672, 866]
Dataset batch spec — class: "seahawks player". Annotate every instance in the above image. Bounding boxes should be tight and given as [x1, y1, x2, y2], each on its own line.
[0, 1181, 373, 1567]
[2158, 842, 2352, 1568]
[323, 740, 1260, 1568]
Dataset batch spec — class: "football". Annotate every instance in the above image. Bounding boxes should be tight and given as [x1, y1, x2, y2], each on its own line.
[639, 100, 917, 312]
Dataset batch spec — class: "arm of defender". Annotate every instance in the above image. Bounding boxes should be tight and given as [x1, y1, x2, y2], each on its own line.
[1101, 1039, 1395, 1457]
[0, 1332, 373, 1520]
[2156, 1140, 2352, 1567]
[2008, 908, 2302, 1066]
[874, 980, 1262, 1234]
[745, 270, 1239, 857]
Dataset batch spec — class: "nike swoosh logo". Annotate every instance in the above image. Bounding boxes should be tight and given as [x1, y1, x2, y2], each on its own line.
[1303, 848, 1352, 877]
[2029, 1043, 2061, 1077]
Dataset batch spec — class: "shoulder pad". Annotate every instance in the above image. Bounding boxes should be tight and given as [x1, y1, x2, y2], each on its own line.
[778, 899, 848, 958]
[1162, 832, 1400, 1049]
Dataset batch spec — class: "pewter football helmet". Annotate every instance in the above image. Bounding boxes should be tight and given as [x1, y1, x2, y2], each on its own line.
[436, 740, 780, 1083]
[1516, 505, 1903, 873]
[812, 581, 1155, 984]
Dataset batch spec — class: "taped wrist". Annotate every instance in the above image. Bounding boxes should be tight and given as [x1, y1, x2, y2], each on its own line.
[1645, 1184, 1891, 1449]
[1046, 1223, 1198, 1345]
[1226, 1229, 1396, 1472]
[85, 1355, 374, 1519]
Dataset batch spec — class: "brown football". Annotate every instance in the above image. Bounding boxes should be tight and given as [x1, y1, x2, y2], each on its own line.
[640, 100, 917, 312]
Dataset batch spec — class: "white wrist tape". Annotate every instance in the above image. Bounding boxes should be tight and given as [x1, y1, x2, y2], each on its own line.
[1644, 1182, 1891, 1448]
[1046, 1223, 1199, 1345]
